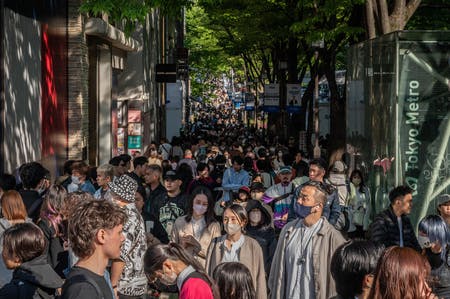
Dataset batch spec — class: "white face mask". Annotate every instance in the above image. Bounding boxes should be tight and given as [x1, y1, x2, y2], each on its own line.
[352, 178, 361, 186]
[224, 223, 242, 235]
[249, 210, 262, 224]
[418, 235, 432, 248]
[159, 267, 177, 285]
[71, 175, 80, 185]
[193, 204, 207, 215]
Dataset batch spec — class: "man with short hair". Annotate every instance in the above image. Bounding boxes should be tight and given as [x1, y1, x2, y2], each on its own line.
[18, 162, 50, 222]
[288, 158, 341, 227]
[268, 181, 346, 299]
[127, 156, 148, 196]
[370, 185, 421, 251]
[119, 154, 132, 172]
[62, 200, 127, 299]
[143, 164, 166, 214]
[262, 166, 294, 230]
[221, 155, 250, 202]
[109, 156, 126, 179]
[94, 164, 114, 200]
[151, 170, 187, 237]
[109, 175, 148, 299]
[142, 164, 169, 244]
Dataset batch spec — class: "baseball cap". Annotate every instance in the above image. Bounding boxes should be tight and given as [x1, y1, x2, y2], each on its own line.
[239, 186, 251, 195]
[277, 166, 293, 174]
[250, 182, 265, 192]
[438, 194, 450, 206]
[163, 170, 180, 180]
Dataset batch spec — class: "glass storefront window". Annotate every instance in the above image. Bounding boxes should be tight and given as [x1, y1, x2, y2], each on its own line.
[346, 31, 450, 225]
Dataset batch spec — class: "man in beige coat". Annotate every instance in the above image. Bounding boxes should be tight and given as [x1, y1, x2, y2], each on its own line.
[268, 181, 346, 299]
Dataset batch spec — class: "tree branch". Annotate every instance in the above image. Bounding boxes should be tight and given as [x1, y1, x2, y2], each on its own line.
[405, 0, 422, 23]
[365, 0, 376, 39]
[376, 0, 391, 34]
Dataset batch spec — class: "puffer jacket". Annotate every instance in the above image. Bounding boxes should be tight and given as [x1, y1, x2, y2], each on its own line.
[369, 205, 421, 252]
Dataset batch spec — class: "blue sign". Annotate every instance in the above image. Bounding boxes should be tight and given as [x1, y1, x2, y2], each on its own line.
[262, 105, 280, 112]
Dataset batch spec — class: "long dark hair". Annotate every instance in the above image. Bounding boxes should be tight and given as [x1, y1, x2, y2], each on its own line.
[350, 169, 367, 194]
[144, 243, 220, 298]
[213, 262, 256, 299]
[185, 186, 217, 227]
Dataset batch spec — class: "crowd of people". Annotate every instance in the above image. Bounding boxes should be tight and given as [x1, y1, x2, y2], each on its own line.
[0, 116, 449, 299]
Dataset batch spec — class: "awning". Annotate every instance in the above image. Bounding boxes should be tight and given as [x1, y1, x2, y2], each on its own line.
[85, 18, 141, 52]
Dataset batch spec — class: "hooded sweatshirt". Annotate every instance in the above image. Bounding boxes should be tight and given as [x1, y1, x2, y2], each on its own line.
[0, 255, 63, 299]
[245, 200, 278, 273]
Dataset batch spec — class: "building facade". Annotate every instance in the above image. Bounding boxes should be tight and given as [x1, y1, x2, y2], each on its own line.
[0, 0, 184, 176]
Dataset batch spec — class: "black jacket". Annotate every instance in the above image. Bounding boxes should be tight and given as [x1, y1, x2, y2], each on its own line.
[0, 255, 63, 299]
[143, 183, 166, 218]
[37, 220, 68, 278]
[245, 200, 277, 273]
[425, 247, 450, 297]
[369, 205, 421, 252]
[19, 190, 43, 223]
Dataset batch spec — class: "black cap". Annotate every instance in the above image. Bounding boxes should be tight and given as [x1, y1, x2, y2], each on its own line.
[163, 170, 180, 180]
[250, 182, 265, 192]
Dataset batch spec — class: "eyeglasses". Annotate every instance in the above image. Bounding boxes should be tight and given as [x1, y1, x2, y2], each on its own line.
[145, 272, 160, 284]
[298, 193, 311, 200]
[305, 180, 329, 194]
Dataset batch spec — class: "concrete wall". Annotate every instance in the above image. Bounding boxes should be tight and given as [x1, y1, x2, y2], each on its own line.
[97, 45, 112, 165]
[142, 10, 162, 146]
[3, 8, 41, 173]
[166, 81, 183, 141]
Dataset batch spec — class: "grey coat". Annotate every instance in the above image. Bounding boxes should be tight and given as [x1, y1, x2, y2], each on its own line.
[268, 217, 346, 299]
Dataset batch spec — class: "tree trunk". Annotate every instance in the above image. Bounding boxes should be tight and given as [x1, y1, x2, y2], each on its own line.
[366, 0, 422, 37]
[323, 51, 346, 154]
[365, 0, 376, 39]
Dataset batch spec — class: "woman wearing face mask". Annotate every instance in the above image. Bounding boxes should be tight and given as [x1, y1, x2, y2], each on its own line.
[144, 243, 219, 299]
[67, 161, 96, 195]
[205, 204, 267, 299]
[348, 170, 371, 239]
[171, 187, 221, 268]
[245, 200, 277, 273]
[418, 215, 450, 298]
